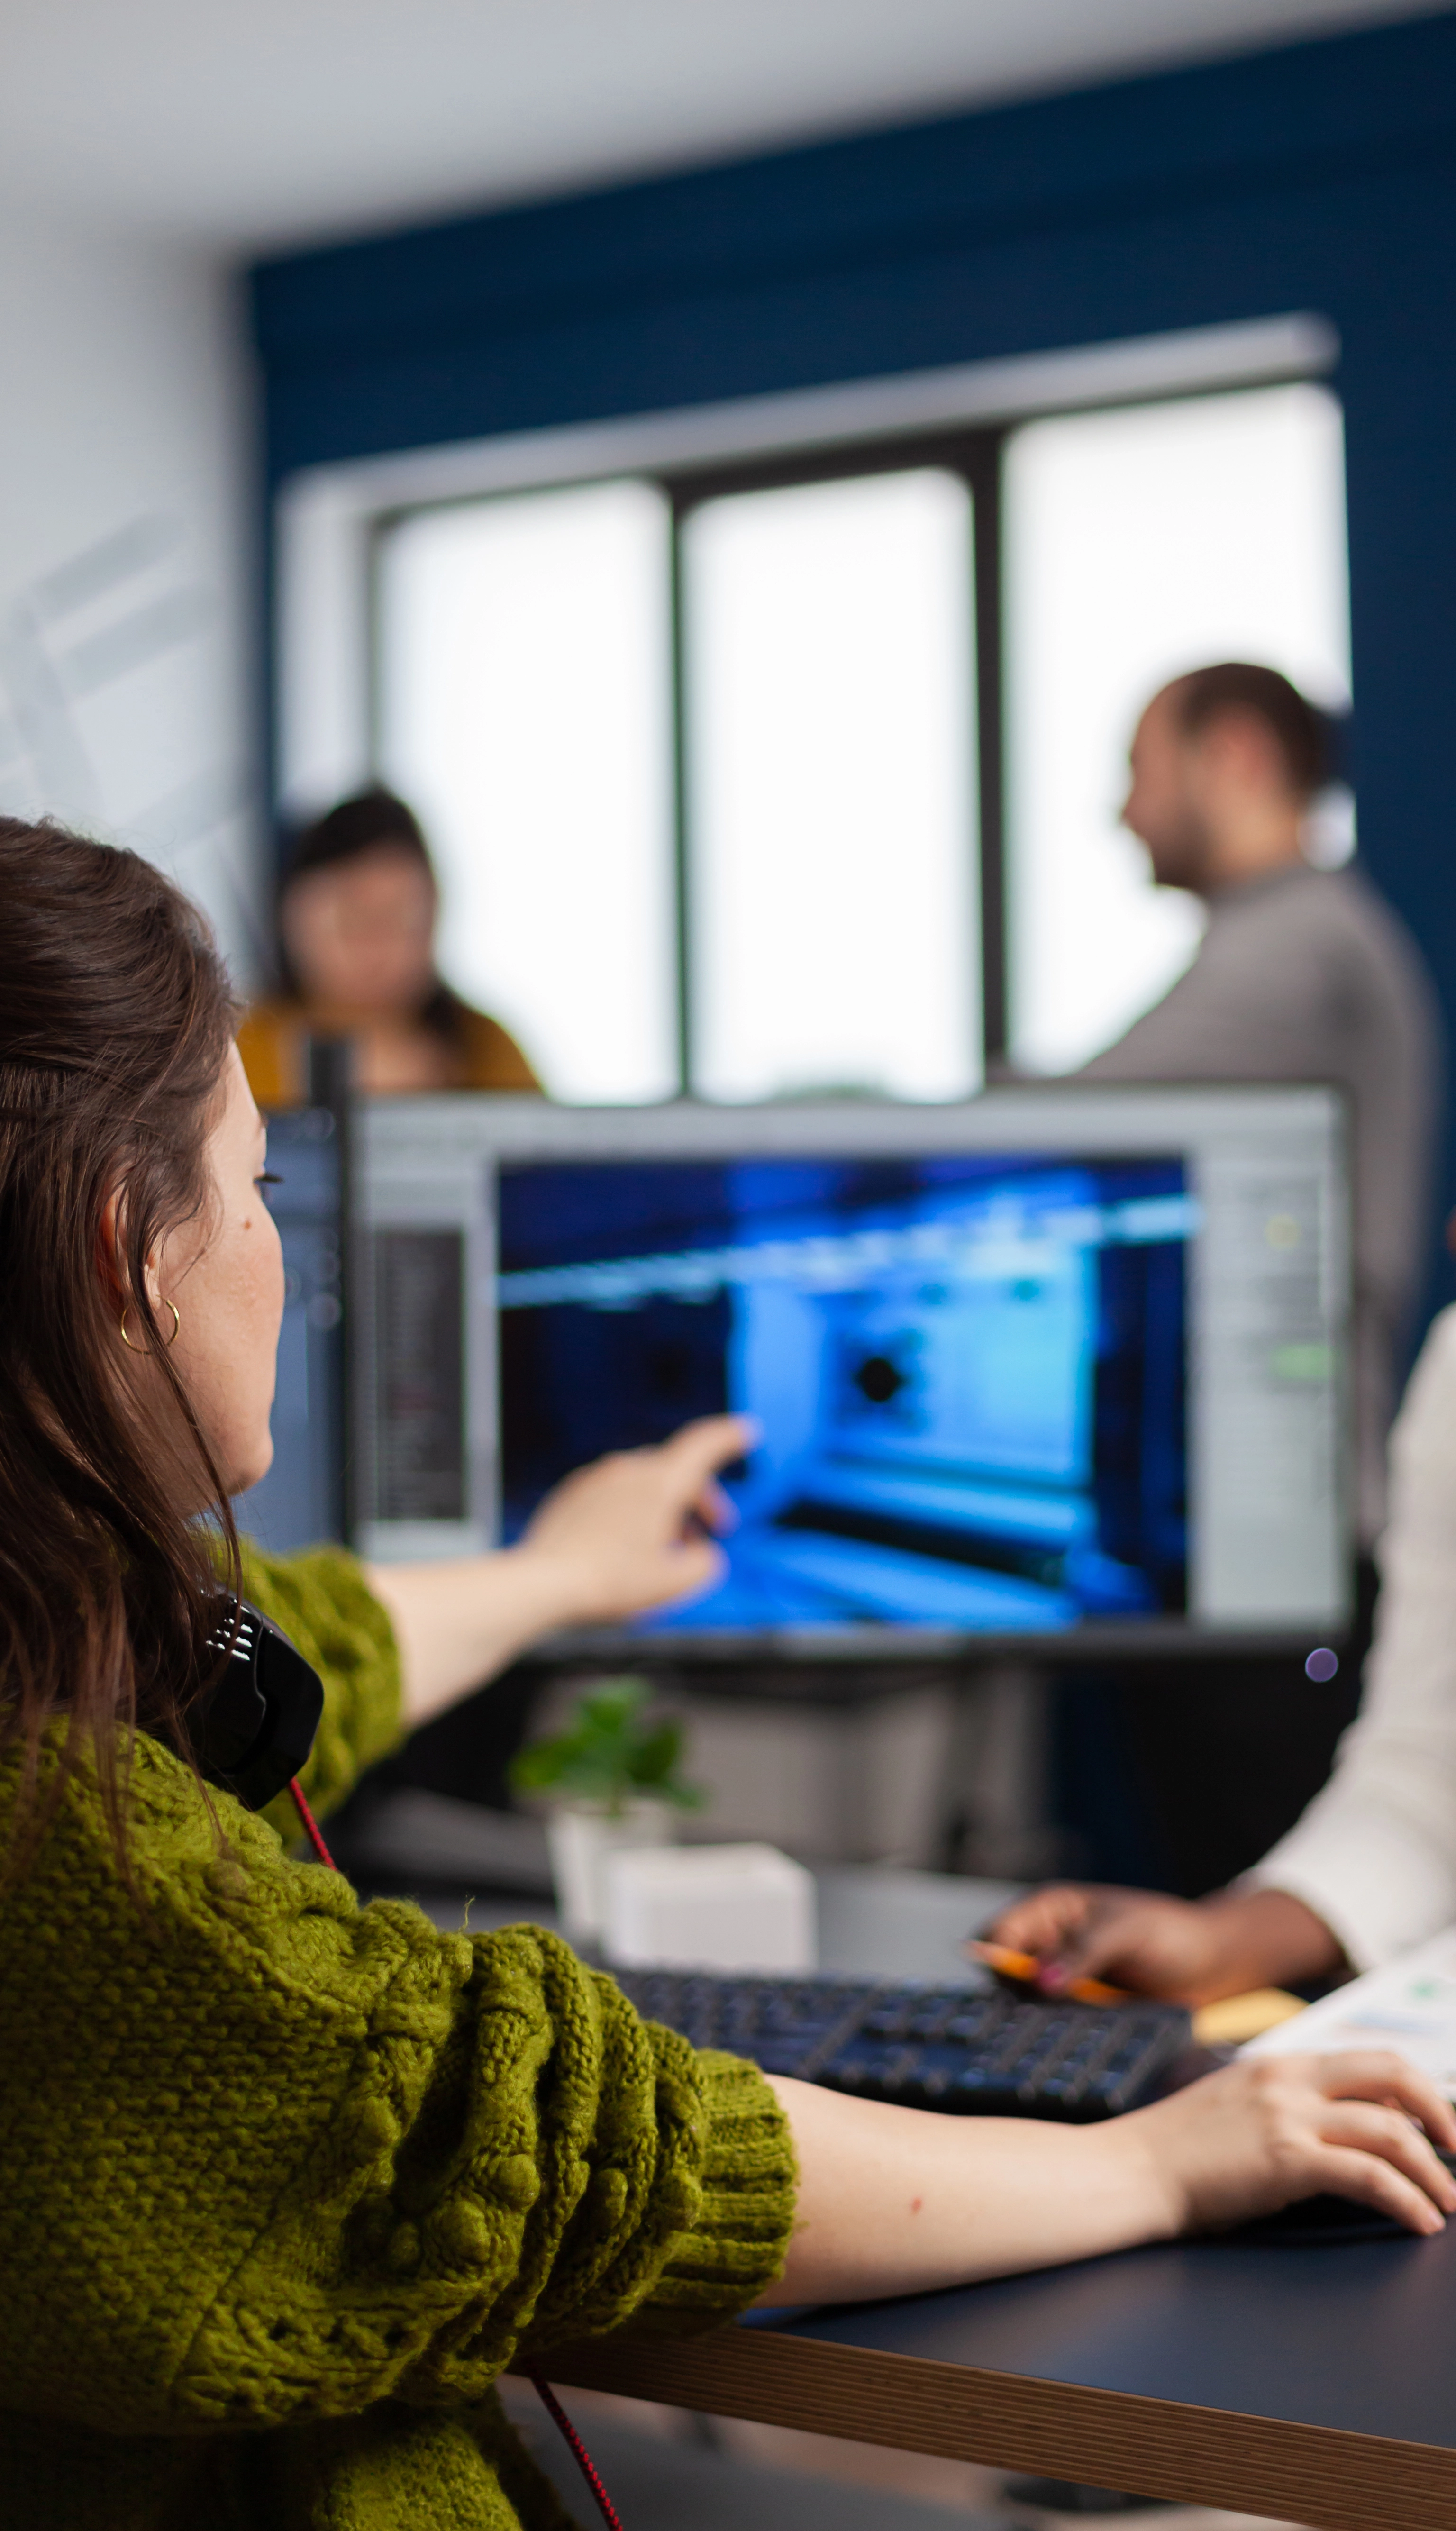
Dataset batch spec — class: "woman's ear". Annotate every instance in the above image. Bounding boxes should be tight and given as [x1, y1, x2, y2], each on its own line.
[97, 1185, 126, 1313]
[97, 1185, 161, 1320]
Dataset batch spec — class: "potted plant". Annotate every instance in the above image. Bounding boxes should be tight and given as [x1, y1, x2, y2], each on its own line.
[509, 1677, 704, 1945]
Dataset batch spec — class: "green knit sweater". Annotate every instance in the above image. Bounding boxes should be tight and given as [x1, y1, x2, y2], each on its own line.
[0, 1546, 798, 2531]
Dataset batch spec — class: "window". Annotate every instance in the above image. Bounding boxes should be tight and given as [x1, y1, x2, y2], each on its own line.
[682, 470, 977, 1102]
[369, 373, 1350, 1104]
[377, 480, 675, 1103]
[1004, 383, 1352, 1073]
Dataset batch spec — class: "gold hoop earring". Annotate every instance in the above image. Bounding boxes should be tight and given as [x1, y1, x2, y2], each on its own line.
[119, 1301, 181, 1351]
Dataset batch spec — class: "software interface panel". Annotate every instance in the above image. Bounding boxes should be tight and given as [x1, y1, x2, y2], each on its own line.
[354, 1087, 1350, 1645]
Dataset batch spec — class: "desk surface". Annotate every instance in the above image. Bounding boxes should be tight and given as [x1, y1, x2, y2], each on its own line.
[369, 1825, 1456, 2525]
[775, 2224, 1456, 2449]
[529, 1859, 1456, 2531]
[545, 2222, 1456, 2531]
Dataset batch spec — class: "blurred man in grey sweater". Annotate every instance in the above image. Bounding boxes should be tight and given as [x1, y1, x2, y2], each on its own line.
[1068, 663, 1442, 1895]
[1083, 662, 1439, 1548]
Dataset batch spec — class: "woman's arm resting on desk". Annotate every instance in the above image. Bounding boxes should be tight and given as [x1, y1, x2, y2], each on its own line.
[989, 1881, 1344, 2006]
[757, 2051, 1456, 2304]
[364, 1415, 750, 1726]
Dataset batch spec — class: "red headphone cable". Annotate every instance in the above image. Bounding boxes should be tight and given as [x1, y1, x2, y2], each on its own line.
[288, 1775, 337, 1870]
[521, 2372, 627, 2531]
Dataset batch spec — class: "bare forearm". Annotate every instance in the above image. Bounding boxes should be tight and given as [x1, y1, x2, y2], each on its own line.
[755, 2078, 1174, 2305]
[1193, 1887, 1345, 1997]
[755, 2041, 1456, 2307]
[363, 1547, 579, 1725]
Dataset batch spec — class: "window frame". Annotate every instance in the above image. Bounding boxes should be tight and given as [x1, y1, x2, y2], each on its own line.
[339, 336, 1336, 1100]
[368, 423, 1006, 1096]
[660, 428, 1006, 1087]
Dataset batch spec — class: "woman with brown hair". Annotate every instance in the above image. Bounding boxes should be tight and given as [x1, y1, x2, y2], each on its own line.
[238, 786, 539, 1103]
[1, 813, 1451, 2531]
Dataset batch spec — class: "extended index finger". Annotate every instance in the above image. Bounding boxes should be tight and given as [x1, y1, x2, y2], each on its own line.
[657, 1414, 759, 1493]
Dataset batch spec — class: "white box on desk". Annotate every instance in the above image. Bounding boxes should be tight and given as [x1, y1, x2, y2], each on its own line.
[601, 1843, 816, 1974]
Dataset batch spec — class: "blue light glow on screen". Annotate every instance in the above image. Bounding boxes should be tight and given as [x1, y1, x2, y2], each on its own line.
[498, 1153, 1191, 1635]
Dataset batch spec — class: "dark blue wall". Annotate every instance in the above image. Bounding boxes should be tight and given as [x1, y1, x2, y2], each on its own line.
[251, 10, 1456, 1307]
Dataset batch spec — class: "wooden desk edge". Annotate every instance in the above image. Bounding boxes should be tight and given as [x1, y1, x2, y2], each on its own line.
[514, 2325, 1456, 2531]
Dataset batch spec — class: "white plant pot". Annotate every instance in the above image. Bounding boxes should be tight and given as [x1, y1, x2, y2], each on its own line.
[546, 1799, 678, 1946]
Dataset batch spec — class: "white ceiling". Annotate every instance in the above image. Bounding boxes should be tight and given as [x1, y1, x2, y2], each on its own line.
[0, 0, 1447, 252]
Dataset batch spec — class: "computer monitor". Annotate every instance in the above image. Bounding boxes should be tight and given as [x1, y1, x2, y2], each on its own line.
[352, 1085, 1352, 1656]
[236, 1105, 348, 1556]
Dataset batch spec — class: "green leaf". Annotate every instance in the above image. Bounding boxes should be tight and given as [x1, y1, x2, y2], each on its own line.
[507, 1675, 704, 1810]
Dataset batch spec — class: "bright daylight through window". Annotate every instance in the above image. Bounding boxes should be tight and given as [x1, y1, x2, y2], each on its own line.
[682, 468, 977, 1103]
[1004, 381, 1352, 1074]
[378, 479, 676, 1104]
[371, 372, 1351, 1106]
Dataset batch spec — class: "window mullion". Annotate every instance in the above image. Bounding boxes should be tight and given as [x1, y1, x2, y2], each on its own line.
[964, 431, 1007, 1073]
[668, 492, 693, 1098]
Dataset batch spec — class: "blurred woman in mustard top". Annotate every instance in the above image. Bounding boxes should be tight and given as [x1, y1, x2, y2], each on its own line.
[237, 788, 540, 1103]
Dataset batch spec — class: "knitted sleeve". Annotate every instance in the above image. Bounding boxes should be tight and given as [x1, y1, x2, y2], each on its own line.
[238, 1540, 406, 1825]
[0, 1752, 797, 2440]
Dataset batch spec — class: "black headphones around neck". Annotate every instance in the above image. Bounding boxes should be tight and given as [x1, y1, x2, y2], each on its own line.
[184, 1600, 325, 1810]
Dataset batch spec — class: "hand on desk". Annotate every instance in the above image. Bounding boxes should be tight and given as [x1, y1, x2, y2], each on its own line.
[989, 1881, 1345, 2007]
[758, 2051, 1456, 2307]
[1131, 2050, 1456, 2240]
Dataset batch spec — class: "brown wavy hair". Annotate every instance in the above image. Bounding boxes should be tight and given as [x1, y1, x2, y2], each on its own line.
[0, 816, 242, 1863]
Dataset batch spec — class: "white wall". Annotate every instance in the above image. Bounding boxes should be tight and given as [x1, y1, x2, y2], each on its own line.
[0, 213, 261, 982]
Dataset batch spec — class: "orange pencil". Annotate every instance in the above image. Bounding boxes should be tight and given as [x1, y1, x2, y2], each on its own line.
[966, 1937, 1129, 2007]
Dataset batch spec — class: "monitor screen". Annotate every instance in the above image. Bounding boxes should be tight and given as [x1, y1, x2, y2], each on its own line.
[236, 1106, 347, 1556]
[353, 1086, 1351, 1652]
[497, 1152, 1188, 1635]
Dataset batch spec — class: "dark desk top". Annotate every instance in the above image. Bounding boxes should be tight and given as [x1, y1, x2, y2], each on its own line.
[774, 2221, 1456, 2449]
[543, 2223, 1456, 2531]
[396, 1835, 1452, 2524]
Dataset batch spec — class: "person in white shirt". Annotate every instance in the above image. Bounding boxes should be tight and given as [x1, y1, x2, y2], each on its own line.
[994, 1302, 1456, 2002]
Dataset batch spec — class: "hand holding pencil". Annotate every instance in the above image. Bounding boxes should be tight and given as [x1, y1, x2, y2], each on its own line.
[966, 1935, 1129, 2005]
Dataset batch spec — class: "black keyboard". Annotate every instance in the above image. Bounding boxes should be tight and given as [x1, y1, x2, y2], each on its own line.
[613, 1969, 1191, 2121]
